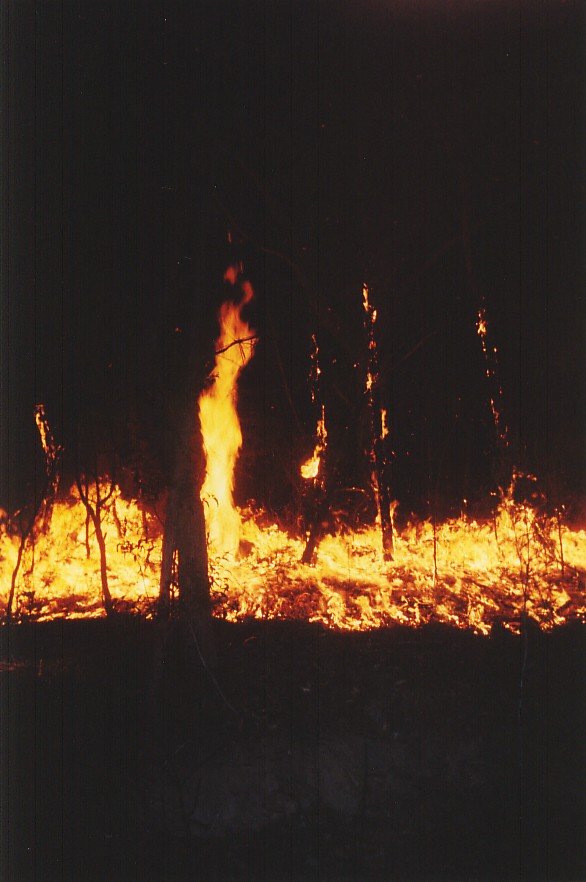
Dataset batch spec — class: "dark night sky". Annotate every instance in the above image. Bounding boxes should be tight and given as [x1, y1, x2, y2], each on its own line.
[2, 0, 585, 518]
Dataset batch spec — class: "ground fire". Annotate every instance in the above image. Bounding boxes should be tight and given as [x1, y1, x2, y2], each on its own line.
[1, 276, 585, 634]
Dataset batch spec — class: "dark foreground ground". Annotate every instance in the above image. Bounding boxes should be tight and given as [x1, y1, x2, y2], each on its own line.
[1, 615, 585, 882]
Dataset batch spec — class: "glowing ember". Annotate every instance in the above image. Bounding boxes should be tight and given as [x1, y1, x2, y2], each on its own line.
[35, 403, 55, 465]
[476, 305, 508, 446]
[198, 265, 257, 557]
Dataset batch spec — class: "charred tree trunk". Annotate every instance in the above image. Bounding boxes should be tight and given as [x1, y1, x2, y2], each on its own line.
[371, 435, 394, 561]
[302, 482, 328, 565]
[146, 400, 215, 753]
[158, 402, 214, 663]
[363, 286, 394, 561]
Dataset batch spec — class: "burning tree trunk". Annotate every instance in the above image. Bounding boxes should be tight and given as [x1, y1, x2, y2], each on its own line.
[158, 263, 256, 666]
[6, 405, 61, 622]
[362, 285, 394, 561]
[301, 408, 329, 565]
[300, 335, 329, 565]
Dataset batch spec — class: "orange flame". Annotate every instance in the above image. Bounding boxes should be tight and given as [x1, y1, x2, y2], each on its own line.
[380, 409, 389, 440]
[198, 266, 256, 557]
[1, 472, 585, 631]
[1, 295, 585, 634]
[301, 406, 328, 481]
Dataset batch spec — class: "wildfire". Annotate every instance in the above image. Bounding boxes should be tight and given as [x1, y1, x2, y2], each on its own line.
[0, 483, 162, 620]
[1, 473, 585, 633]
[1, 279, 585, 635]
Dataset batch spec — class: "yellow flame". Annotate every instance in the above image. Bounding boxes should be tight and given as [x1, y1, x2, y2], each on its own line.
[381, 408, 389, 440]
[301, 456, 321, 480]
[362, 283, 370, 311]
[301, 406, 328, 481]
[0, 483, 162, 620]
[1, 318, 585, 633]
[198, 267, 256, 557]
[35, 404, 51, 458]
[1, 473, 585, 632]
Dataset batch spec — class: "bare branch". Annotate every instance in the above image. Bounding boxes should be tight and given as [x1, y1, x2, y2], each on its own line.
[214, 335, 258, 357]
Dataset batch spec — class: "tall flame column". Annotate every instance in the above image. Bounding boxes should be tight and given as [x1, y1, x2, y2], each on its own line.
[198, 266, 256, 557]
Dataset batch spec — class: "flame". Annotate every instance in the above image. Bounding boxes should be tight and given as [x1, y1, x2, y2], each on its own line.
[381, 409, 389, 440]
[300, 455, 320, 481]
[0, 482, 162, 620]
[301, 406, 328, 481]
[198, 266, 256, 557]
[208, 487, 586, 635]
[476, 310, 488, 342]
[1, 471, 585, 631]
[308, 333, 321, 404]
[301, 334, 328, 482]
[1, 291, 585, 634]
[35, 404, 51, 462]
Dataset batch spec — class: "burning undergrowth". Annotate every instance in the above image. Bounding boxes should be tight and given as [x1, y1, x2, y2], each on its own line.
[1, 268, 585, 632]
[2, 480, 584, 633]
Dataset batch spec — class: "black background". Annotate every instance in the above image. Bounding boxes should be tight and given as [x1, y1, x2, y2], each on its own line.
[2, 0, 585, 519]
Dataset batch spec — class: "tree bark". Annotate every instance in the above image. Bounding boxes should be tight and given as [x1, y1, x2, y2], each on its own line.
[158, 401, 215, 663]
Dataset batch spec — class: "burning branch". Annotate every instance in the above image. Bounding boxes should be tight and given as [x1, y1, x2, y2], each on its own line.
[300, 335, 329, 564]
[5, 406, 62, 623]
[476, 305, 509, 452]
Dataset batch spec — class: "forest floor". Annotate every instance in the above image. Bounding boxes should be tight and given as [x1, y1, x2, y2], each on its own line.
[1, 615, 585, 881]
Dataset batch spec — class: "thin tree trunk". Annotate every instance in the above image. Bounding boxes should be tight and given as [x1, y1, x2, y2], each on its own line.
[372, 461, 394, 561]
[93, 510, 115, 618]
[76, 476, 115, 618]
